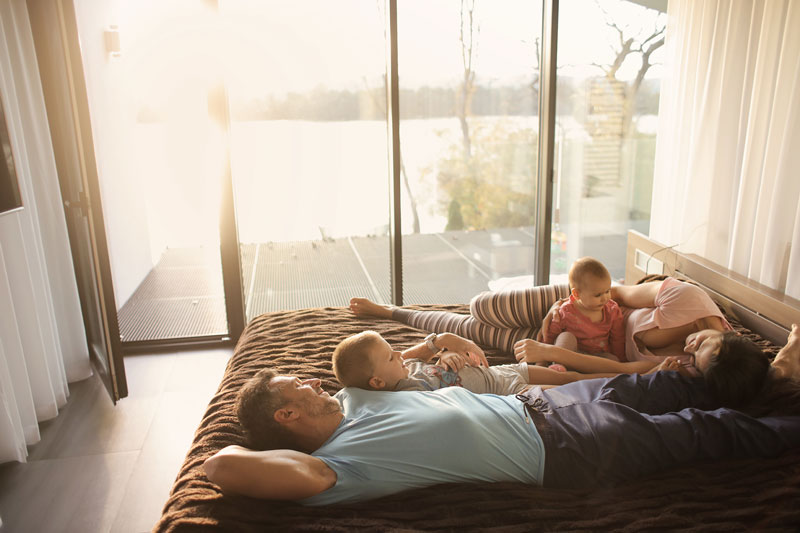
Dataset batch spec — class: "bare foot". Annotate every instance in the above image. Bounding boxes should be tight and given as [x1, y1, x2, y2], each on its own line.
[772, 323, 800, 381]
[349, 297, 394, 319]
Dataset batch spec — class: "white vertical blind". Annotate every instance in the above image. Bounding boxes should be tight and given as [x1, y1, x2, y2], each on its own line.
[0, 0, 92, 464]
[651, 0, 800, 299]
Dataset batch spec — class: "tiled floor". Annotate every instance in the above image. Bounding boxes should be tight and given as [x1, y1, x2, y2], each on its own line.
[0, 346, 232, 533]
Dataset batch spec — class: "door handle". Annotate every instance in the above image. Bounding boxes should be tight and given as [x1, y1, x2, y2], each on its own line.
[64, 191, 90, 216]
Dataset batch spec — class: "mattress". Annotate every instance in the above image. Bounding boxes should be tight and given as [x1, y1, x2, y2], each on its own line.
[154, 304, 800, 532]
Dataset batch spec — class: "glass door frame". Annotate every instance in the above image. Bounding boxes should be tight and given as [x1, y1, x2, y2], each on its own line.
[131, 0, 562, 334]
[534, 0, 558, 286]
[384, 0, 559, 305]
[29, 0, 128, 400]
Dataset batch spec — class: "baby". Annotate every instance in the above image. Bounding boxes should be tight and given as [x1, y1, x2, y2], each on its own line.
[544, 257, 625, 360]
[332, 330, 595, 394]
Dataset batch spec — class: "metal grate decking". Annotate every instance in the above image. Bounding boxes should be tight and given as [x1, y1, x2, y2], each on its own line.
[117, 228, 627, 343]
[117, 247, 227, 342]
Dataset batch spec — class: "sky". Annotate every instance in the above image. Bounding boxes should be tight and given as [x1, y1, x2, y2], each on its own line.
[121, 0, 666, 105]
[113, 0, 666, 245]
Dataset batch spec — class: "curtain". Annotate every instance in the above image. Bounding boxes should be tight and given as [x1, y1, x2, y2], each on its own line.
[650, 0, 800, 299]
[0, 0, 92, 464]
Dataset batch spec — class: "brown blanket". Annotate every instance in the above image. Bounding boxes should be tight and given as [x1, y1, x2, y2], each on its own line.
[155, 304, 800, 532]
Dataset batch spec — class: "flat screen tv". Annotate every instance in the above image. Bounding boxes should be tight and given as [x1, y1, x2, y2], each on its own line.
[1, 93, 23, 215]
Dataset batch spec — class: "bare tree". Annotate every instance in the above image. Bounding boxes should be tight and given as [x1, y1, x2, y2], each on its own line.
[529, 37, 541, 103]
[591, 2, 666, 136]
[457, 0, 478, 161]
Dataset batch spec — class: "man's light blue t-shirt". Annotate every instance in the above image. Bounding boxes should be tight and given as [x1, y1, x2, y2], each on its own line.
[300, 386, 545, 505]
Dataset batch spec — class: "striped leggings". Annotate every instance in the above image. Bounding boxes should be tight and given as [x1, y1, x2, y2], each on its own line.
[392, 284, 571, 353]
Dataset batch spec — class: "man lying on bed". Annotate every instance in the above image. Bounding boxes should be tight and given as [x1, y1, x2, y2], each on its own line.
[204, 326, 800, 505]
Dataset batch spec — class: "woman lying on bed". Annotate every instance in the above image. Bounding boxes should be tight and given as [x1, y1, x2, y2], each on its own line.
[350, 276, 798, 407]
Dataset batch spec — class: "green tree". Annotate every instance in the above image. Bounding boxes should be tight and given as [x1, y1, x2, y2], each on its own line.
[445, 199, 464, 230]
[437, 0, 541, 232]
[436, 121, 537, 230]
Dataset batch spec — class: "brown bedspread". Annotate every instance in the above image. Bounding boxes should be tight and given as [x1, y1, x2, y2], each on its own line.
[155, 305, 800, 532]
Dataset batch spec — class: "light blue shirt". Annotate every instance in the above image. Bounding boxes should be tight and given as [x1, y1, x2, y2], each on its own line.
[300, 386, 545, 505]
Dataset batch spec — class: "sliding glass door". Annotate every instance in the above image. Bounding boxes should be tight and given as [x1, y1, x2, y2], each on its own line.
[63, 0, 233, 345]
[222, 0, 391, 320]
[53, 0, 667, 363]
[549, 0, 666, 283]
[397, 1, 544, 303]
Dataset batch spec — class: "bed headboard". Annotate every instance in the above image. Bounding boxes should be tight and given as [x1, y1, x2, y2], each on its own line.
[625, 230, 800, 346]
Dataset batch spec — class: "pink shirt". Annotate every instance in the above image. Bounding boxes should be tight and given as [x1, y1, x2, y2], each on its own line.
[623, 277, 732, 369]
[547, 295, 625, 360]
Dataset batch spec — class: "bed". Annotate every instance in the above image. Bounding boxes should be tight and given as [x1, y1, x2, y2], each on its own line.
[155, 232, 800, 532]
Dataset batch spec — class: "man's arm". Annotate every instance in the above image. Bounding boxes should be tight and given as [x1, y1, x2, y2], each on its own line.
[204, 445, 336, 500]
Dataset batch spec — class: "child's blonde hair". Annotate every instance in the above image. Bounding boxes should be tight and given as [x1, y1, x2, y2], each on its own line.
[568, 257, 610, 291]
[332, 330, 383, 389]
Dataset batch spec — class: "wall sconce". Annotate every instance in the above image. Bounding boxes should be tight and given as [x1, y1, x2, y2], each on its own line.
[104, 25, 121, 58]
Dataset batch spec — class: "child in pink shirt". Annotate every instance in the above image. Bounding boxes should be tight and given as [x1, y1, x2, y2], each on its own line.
[544, 257, 625, 361]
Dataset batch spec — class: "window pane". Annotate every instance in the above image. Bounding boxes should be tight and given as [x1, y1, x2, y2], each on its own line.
[551, 0, 666, 283]
[398, 0, 543, 304]
[222, 0, 391, 318]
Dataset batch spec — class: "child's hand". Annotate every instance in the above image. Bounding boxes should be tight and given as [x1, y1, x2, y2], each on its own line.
[652, 356, 693, 377]
[439, 333, 488, 367]
[437, 351, 471, 372]
[536, 298, 567, 342]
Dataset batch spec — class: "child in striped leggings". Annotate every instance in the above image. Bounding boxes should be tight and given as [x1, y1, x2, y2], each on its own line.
[349, 283, 571, 354]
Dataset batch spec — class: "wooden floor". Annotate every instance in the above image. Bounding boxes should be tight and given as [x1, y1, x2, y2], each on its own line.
[0, 346, 232, 533]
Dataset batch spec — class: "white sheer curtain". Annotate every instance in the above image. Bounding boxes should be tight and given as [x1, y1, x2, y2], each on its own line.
[0, 0, 92, 464]
[651, 0, 800, 299]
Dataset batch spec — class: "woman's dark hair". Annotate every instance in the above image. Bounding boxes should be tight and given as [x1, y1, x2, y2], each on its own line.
[235, 368, 300, 451]
[704, 333, 770, 408]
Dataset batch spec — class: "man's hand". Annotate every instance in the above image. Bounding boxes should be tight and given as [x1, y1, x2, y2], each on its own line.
[437, 333, 488, 367]
[536, 298, 568, 342]
[437, 351, 472, 372]
[513, 338, 550, 364]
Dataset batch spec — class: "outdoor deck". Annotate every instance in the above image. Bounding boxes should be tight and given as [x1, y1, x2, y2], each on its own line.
[117, 228, 627, 342]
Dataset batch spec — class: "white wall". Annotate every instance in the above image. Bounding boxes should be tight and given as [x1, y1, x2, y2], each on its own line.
[73, 0, 154, 309]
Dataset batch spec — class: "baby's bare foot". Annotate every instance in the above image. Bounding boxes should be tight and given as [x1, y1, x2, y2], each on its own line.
[772, 324, 800, 381]
[349, 297, 394, 319]
[787, 323, 799, 347]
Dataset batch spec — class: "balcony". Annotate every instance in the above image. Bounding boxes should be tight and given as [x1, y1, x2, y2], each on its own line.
[116, 226, 631, 342]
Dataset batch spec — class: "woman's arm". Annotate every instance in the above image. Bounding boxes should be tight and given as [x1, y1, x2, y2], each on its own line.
[514, 339, 657, 374]
[204, 445, 336, 500]
[610, 281, 663, 308]
[536, 298, 567, 342]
